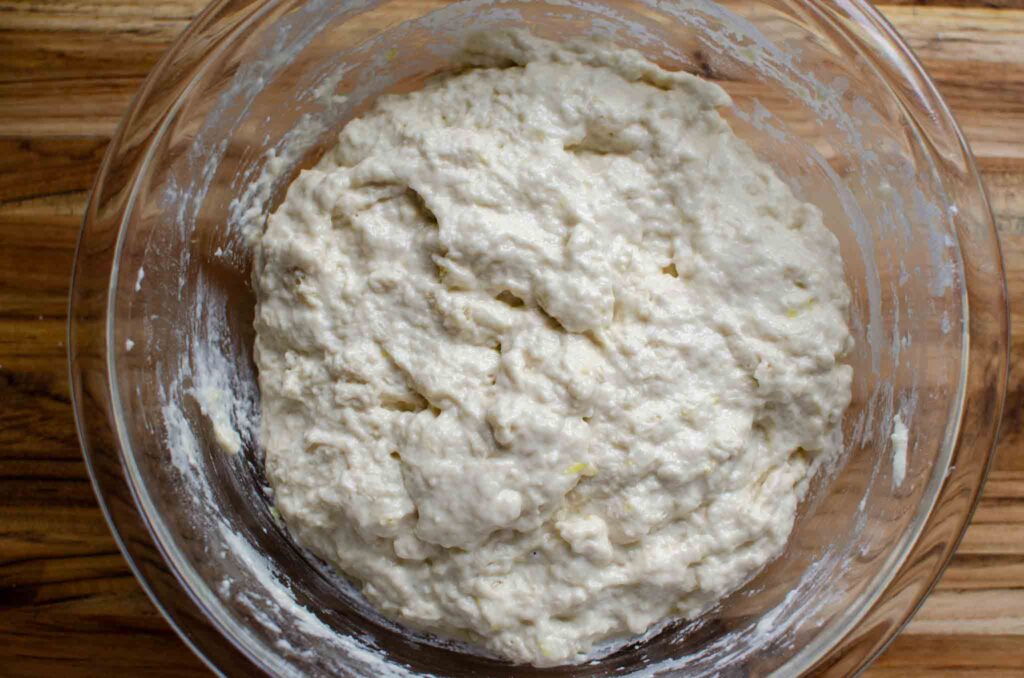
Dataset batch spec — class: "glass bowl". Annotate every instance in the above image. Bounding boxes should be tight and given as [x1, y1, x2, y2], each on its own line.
[68, 0, 1009, 675]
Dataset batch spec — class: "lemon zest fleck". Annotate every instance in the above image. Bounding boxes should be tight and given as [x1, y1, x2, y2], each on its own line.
[566, 462, 598, 476]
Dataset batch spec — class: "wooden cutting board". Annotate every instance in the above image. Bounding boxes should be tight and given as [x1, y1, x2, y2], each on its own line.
[0, 0, 1021, 674]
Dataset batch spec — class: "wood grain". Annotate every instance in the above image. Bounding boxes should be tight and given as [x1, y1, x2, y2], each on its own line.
[0, 1, 1021, 675]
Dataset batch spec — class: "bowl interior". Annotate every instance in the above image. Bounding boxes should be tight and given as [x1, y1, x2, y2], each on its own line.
[105, 0, 974, 675]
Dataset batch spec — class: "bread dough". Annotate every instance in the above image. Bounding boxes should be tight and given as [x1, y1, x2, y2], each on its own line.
[254, 30, 853, 666]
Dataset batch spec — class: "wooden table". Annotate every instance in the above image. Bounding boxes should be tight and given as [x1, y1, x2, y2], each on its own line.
[1, 1, 1021, 675]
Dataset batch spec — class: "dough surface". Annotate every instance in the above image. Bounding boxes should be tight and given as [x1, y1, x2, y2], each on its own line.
[254, 30, 853, 666]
